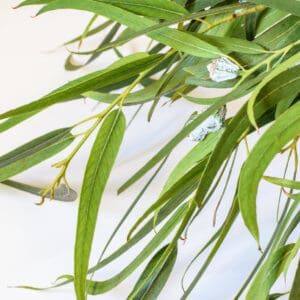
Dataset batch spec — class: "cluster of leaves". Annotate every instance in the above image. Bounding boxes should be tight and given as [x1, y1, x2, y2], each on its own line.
[1, 0, 300, 299]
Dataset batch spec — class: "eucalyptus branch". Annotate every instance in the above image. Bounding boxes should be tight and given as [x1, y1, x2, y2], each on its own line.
[4, 2, 300, 299]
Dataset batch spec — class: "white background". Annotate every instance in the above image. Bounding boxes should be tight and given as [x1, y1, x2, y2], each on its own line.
[0, 2, 298, 300]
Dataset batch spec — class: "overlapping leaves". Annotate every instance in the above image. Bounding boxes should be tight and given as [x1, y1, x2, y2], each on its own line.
[4, 1, 300, 300]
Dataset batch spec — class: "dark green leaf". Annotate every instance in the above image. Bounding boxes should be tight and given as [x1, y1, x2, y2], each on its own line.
[0, 128, 74, 182]
[128, 244, 177, 300]
[268, 292, 289, 300]
[290, 260, 300, 300]
[162, 130, 223, 193]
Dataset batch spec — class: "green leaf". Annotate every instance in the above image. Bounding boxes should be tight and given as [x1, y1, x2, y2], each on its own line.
[196, 34, 267, 54]
[275, 93, 296, 119]
[128, 244, 177, 300]
[290, 260, 300, 300]
[183, 89, 233, 102]
[268, 292, 289, 300]
[162, 130, 223, 193]
[245, 12, 258, 41]
[246, 244, 295, 300]
[0, 54, 162, 119]
[95, 0, 188, 20]
[286, 193, 300, 202]
[186, 0, 225, 12]
[281, 238, 300, 278]
[74, 109, 125, 300]
[239, 101, 300, 243]
[0, 128, 74, 182]
[0, 111, 38, 133]
[16, 0, 53, 7]
[250, 1, 300, 17]
[38, 0, 225, 59]
[256, 16, 300, 51]
[2, 180, 77, 202]
[263, 176, 300, 190]
[247, 52, 300, 128]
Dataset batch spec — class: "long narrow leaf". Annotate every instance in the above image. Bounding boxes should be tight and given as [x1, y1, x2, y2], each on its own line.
[74, 109, 126, 300]
[128, 244, 177, 300]
[0, 128, 74, 182]
[0, 54, 162, 119]
[239, 101, 300, 243]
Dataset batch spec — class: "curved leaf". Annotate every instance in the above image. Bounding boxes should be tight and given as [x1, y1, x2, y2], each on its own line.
[239, 101, 300, 243]
[247, 52, 300, 128]
[0, 128, 74, 182]
[263, 176, 300, 190]
[74, 110, 125, 300]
